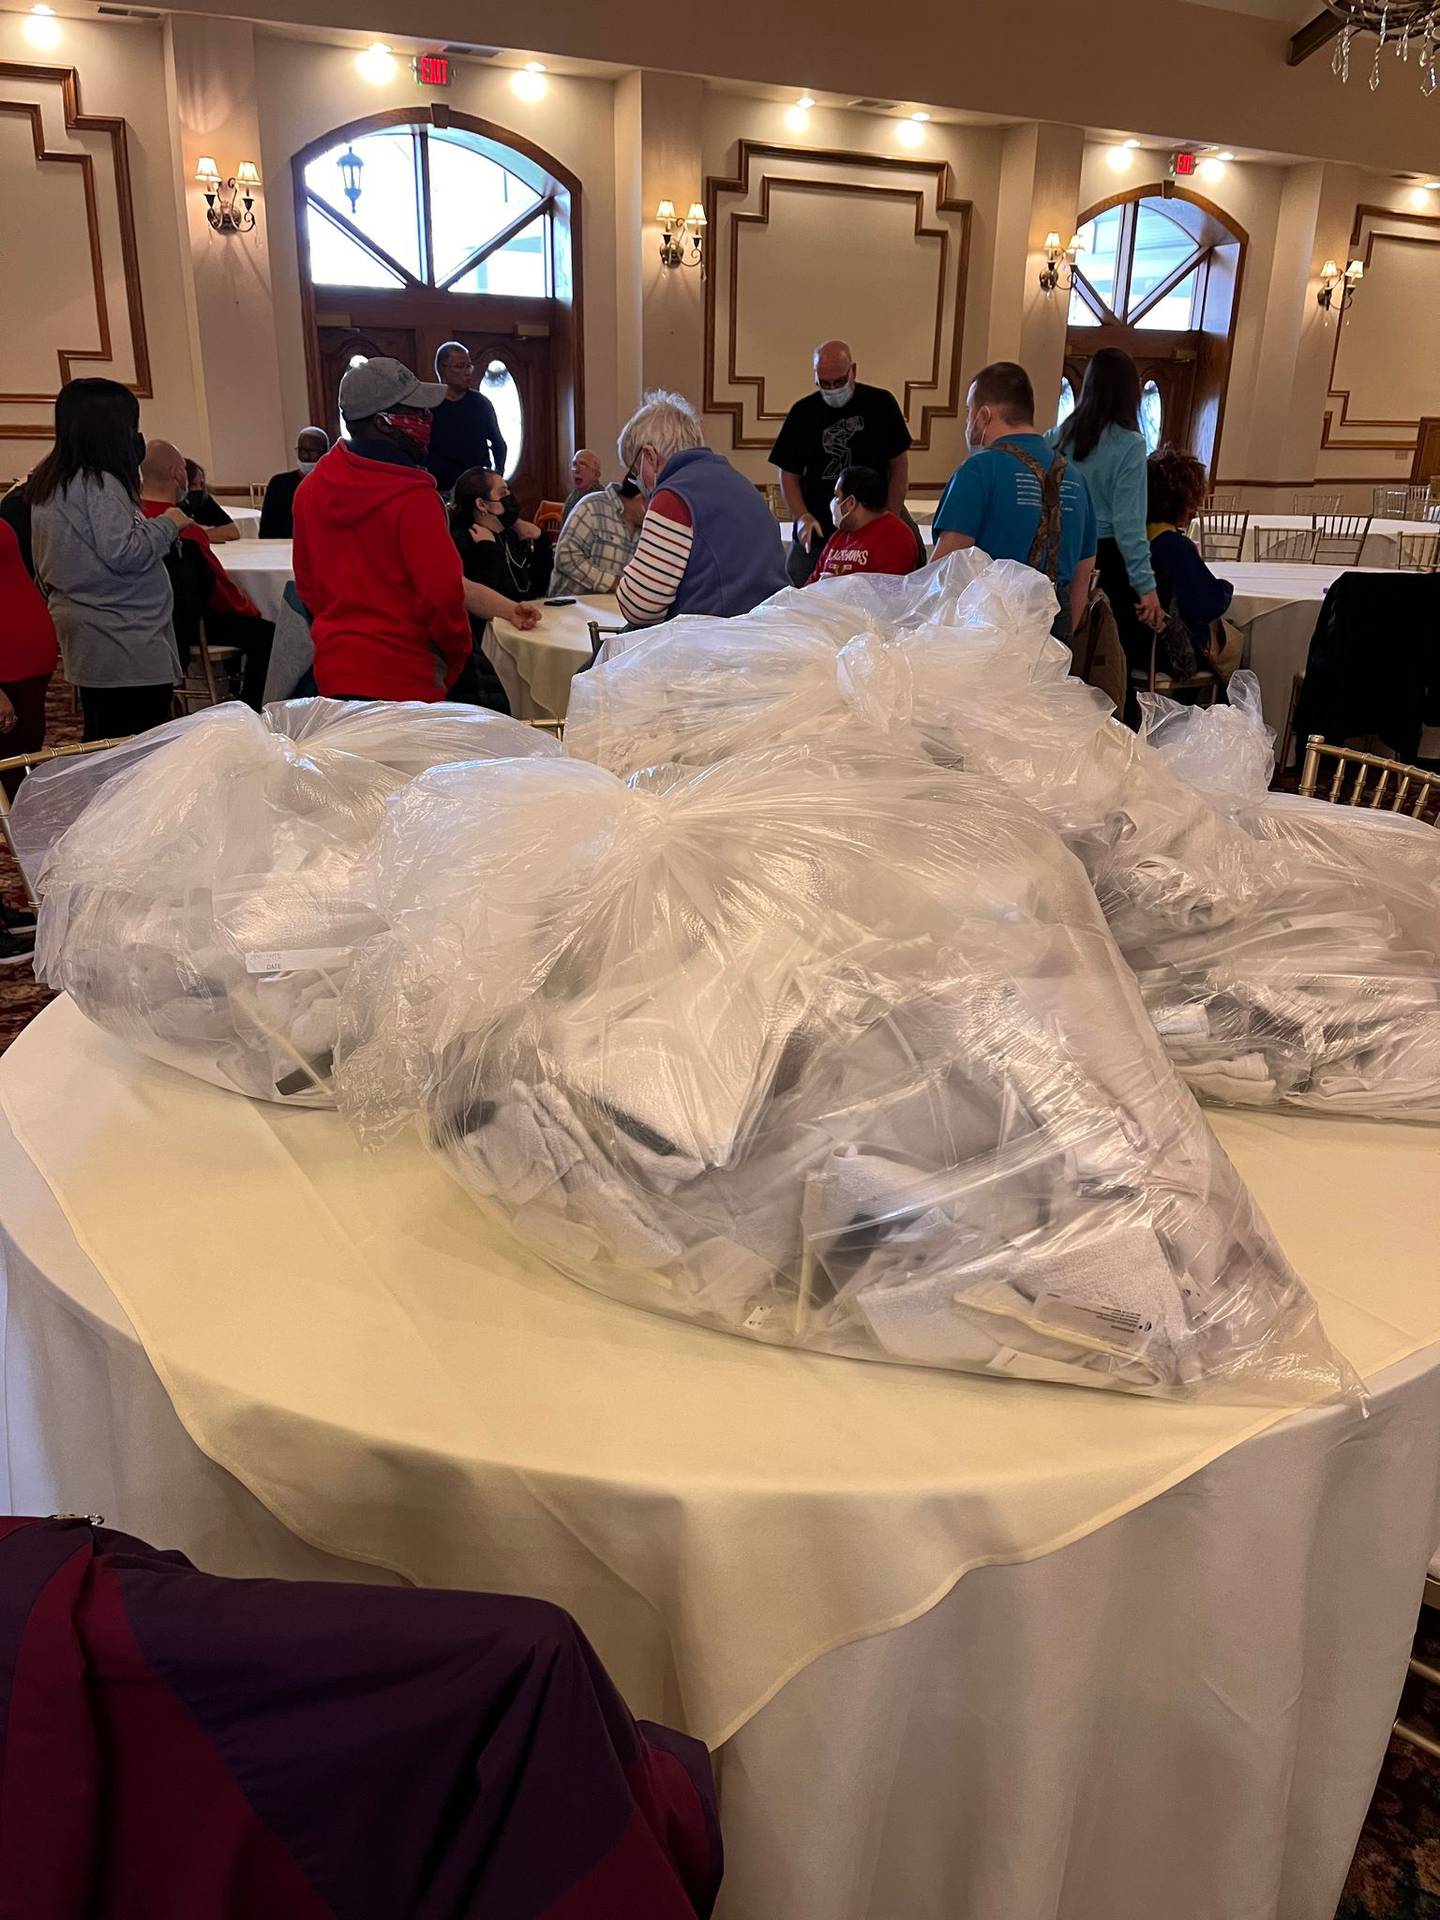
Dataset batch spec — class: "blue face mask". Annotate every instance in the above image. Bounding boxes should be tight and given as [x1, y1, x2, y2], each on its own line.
[819, 381, 855, 410]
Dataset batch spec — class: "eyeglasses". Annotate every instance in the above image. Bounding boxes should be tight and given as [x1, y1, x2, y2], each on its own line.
[816, 371, 853, 391]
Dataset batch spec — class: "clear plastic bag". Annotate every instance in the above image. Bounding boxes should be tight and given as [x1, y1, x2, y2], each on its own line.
[32, 699, 560, 1104]
[338, 741, 1357, 1403]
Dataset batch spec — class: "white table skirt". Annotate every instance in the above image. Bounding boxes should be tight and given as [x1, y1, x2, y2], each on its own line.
[216, 537, 293, 625]
[486, 594, 621, 720]
[222, 505, 261, 538]
[4, 1097, 1438, 1920]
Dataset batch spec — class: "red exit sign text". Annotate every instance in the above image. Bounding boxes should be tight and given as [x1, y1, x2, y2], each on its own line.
[414, 51, 450, 86]
[1170, 150, 1197, 178]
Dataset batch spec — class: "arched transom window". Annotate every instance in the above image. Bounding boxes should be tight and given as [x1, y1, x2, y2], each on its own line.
[303, 124, 557, 296]
[1068, 198, 1218, 332]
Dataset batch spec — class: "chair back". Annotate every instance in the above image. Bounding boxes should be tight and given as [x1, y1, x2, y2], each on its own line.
[1373, 485, 1410, 518]
[1070, 581, 1127, 715]
[1196, 509, 1248, 562]
[1312, 513, 1372, 566]
[1254, 524, 1319, 563]
[177, 622, 242, 712]
[1299, 737, 1440, 823]
[1407, 482, 1438, 520]
[1396, 530, 1440, 573]
[535, 499, 565, 536]
[1205, 491, 1239, 512]
[1291, 490, 1341, 515]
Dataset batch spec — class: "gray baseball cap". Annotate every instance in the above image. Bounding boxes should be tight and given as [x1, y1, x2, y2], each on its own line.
[338, 355, 446, 421]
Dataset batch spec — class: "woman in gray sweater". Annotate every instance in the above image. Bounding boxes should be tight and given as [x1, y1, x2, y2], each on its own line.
[30, 379, 189, 741]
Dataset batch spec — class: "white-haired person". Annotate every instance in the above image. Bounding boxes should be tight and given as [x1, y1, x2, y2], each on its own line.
[614, 390, 786, 627]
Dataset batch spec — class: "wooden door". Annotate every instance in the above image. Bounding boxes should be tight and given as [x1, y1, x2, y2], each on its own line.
[1412, 418, 1440, 485]
[1063, 336, 1197, 453]
[316, 325, 419, 442]
[419, 324, 555, 512]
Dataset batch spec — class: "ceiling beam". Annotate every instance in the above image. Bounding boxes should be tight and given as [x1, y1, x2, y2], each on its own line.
[1288, 10, 1343, 66]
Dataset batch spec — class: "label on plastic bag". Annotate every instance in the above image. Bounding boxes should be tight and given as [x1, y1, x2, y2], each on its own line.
[244, 946, 352, 975]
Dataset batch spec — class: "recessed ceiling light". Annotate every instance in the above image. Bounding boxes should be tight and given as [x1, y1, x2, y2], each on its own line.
[356, 41, 396, 83]
[1198, 156, 1227, 182]
[1123, 137, 1141, 148]
[895, 118, 926, 147]
[1424, 181, 1440, 191]
[1106, 145, 1135, 174]
[1217, 150, 1235, 161]
[910, 110, 931, 122]
[796, 94, 815, 108]
[24, 1, 62, 45]
[784, 105, 811, 132]
[511, 67, 547, 100]
[523, 59, 546, 71]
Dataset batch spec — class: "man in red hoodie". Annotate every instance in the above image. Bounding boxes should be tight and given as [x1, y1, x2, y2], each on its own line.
[295, 358, 530, 703]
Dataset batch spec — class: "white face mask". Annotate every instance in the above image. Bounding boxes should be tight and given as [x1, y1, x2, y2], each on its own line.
[297, 459, 320, 476]
[819, 381, 855, 410]
[830, 496, 849, 531]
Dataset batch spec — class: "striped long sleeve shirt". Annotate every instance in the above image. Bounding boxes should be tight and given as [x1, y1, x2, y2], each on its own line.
[615, 490, 694, 626]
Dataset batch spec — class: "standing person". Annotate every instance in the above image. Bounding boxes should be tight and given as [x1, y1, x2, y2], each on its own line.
[615, 390, 787, 627]
[181, 459, 240, 542]
[29, 377, 187, 743]
[806, 466, 922, 584]
[551, 474, 646, 597]
[562, 449, 602, 522]
[932, 362, 1097, 639]
[1050, 348, 1163, 695]
[447, 468, 548, 712]
[259, 428, 329, 539]
[770, 339, 914, 588]
[426, 343, 507, 496]
[293, 357, 476, 703]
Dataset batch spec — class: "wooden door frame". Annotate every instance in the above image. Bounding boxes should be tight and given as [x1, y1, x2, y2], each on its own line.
[292, 106, 584, 490]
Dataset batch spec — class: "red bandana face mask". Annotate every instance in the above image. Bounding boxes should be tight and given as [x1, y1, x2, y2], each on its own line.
[381, 410, 433, 454]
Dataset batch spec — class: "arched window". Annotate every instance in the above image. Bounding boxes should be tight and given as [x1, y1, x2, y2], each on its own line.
[303, 124, 558, 297]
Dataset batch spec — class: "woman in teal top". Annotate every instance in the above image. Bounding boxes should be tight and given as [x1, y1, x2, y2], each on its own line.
[1050, 349, 1164, 715]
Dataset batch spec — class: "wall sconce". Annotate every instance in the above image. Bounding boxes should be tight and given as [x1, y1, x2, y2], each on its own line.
[1316, 257, 1363, 313]
[657, 200, 706, 270]
[196, 157, 261, 235]
[1038, 231, 1082, 296]
[337, 146, 364, 213]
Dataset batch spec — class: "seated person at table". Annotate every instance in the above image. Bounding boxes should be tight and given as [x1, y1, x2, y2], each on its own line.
[562, 448, 602, 522]
[448, 467, 549, 711]
[805, 464, 919, 583]
[140, 440, 272, 709]
[1, 475, 36, 577]
[181, 458, 240, 543]
[1146, 445, 1237, 677]
[427, 342, 507, 497]
[551, 472, 645, 598]
[259, 427, 329, 540]
[615, 389, 787, 627]
[292, 356, 474, 703]
[933, 360, 1096, 642]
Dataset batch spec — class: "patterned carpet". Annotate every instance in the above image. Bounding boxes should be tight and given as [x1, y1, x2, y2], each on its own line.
[0, 682, 1437, 1914]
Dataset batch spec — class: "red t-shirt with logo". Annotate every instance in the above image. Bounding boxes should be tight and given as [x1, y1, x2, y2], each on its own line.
[807, 512, 918, 584]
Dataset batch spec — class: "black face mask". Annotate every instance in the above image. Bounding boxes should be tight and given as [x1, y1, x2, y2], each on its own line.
[497, 497, 521, 530]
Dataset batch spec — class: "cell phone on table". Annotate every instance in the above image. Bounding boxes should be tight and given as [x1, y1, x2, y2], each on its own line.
[544, 596, 576, 606]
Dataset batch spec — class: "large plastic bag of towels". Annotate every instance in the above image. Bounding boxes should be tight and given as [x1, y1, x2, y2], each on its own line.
[337, 740, 1355, 1401]
[29, 698, 560, 1105]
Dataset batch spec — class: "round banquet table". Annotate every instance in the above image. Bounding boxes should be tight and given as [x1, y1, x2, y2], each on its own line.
[4, 998, 1440, 1920]
[485, 593, 622, 720]
[1222, 561, 1393, 746]
[216, 536, 294, 625]
[1192, 512, 1438, 567]
[220, 504, 261, 538]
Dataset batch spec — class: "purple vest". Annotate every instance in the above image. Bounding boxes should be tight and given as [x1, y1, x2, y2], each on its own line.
[656, 447, 787, 618]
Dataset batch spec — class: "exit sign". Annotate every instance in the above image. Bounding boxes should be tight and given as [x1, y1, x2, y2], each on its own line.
[1170, 150, 1197, 178]
[414, 50, 450, 86]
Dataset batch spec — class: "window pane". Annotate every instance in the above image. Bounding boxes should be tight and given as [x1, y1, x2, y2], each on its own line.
[448, 216, 550, 297]
[304, 131, 422, 281]
[306, 204, 406, 289]
[1057, 377, 1076, 429]
[337, 354, 369, 442]
[1140, 379, 1164, 454]
[429, 132, 543, 286]
[1073, 206, 1122, 312]
[481, 360, 524, 480]
[1067, 285, 1101, 327]
[1128, 202, 1198, 315]
[1135, 268, 1200, 330]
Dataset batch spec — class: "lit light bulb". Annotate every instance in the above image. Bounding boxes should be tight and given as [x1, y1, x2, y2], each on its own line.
[1106, 145, 1134, 174]
[22, 4, 62, 49]
[355, 41, 395, 84]
[895, 117, 926, 148]
[511, 67, 547, 102]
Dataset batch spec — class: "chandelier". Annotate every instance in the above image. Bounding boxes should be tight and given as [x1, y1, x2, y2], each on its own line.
[1326, 0, 1439, 92]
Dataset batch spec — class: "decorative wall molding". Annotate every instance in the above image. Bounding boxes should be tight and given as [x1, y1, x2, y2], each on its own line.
[0, 61, 151, 436]
[1321, 203, 1440, 454]
[702, 141, 971, 452]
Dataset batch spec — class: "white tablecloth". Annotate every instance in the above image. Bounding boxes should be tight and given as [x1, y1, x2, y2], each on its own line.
[1222, 562, 1396, 744]
[3, 999, 1440, 1916]
[486, 595, 621, 720]
[221, 505, 261, 538]
[1197, 512, 1435, 566]
[217, 537, 294, 625]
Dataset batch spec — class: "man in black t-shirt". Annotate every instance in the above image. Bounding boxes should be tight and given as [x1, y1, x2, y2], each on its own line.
[769, 339, 914, 586]
[427, 343, 508, 496]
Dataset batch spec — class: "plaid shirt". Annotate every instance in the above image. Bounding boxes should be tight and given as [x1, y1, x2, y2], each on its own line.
[550, 484, 638, 597]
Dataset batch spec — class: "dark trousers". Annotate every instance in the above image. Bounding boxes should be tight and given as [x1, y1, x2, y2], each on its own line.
[0, 673, 52, 800]
[79, 683, 175, 743]
[1096, 536, 1148, 726]
[447, 637, 511, 714]
[205, 611, 274, 711]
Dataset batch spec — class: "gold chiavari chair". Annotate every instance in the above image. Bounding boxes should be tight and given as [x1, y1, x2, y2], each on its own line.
[1290, 490, 1341, 515]
[527, 717, 565, 740]
[0, 735, 133, 910]
[1253, 524, 1319, 564]
[1395, 530, 1440, 572]
[1196, 509, 1248, 562]
[176, 623, 244, 712]
[1205, 491, 1239, 512]
[1311, 514, 1371, 566]
[1299, 737, 1440, 824]
[1372, 485, 1410, 517]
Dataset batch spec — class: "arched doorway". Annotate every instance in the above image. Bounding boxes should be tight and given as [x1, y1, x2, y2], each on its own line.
[292, 108, 583, 505]
[1061, 186, 1246, 475]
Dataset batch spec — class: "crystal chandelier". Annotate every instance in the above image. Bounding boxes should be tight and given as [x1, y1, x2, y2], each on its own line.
[1326, 0, 1439, 93]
